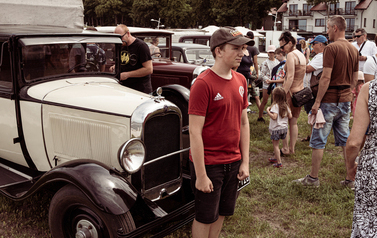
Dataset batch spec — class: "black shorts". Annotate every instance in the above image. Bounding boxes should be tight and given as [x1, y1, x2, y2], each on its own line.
[190, 160, 241, 224]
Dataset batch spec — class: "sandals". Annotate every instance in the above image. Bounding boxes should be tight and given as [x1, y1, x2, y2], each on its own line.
[273, 163, 282, 168]
[280, 149, 289, 156]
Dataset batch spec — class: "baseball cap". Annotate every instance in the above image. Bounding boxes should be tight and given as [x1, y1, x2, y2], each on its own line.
[358, 71, 365, 81]
[267, 45, 276, 53]
[210, 27, 254, 51]
[309, 35, 328, 44]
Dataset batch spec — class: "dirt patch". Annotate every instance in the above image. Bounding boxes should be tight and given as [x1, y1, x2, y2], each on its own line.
[249, 149, 299, 169]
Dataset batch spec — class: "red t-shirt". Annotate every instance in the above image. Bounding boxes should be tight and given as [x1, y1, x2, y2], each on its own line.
[189, 69, 249, 165]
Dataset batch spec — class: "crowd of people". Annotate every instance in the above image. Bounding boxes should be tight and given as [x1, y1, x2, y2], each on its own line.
[250, 15, 377, 238]
[108, 20, 377, 237]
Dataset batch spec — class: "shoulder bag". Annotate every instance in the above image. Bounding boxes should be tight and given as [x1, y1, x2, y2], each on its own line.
[290, 87, 313, 107]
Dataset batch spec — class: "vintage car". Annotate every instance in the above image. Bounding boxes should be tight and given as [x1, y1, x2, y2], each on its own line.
[95, 26, 208, 90]
[0, 24, 196, 237]
[168, 42, 214, 67]
[95, 26, 209, 130]
[178, 34, 211, 46]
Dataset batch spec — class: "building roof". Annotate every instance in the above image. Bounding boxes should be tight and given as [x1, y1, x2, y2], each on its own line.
[277, 3, 288, 13]
[355, 0, 373, 10]
[310, 3, 327, 11]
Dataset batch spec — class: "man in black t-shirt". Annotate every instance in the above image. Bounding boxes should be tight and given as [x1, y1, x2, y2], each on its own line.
[114, 24, 153, 93]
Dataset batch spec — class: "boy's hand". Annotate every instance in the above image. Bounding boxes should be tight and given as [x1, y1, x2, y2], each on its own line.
[237, 163, 249, 181]
[195, 175, 214, 193]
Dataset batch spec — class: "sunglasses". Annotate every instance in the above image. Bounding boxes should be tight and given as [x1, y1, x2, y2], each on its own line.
[121, 32, 128, 38]
[354, 35, 363, 38]
[280, 42, 288, 50]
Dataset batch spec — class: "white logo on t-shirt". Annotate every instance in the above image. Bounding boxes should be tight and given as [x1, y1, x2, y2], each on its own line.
[239, 86, 244, 97]
[214, 93, 224, 101]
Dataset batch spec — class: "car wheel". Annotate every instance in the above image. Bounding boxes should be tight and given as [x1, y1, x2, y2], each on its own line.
[49, 184, 136, 238]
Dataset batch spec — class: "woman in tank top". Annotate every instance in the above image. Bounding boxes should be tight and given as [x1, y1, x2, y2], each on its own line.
[279, 31, 306, 156]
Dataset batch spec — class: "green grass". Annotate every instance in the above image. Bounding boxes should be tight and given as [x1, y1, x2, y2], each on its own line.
[0, 100, 355, 237]
[168, 100, 355, 238]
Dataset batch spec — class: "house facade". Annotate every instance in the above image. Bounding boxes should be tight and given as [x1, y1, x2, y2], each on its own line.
[277, 0, 377, 39]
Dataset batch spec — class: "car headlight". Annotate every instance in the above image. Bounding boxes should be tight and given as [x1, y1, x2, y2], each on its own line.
[118, 139, 145, 174]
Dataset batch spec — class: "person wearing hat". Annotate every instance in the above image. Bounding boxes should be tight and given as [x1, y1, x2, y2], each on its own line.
[188, 27, 252, 238]
[258, 45, 279, 122]
[302, 35, 327, 142]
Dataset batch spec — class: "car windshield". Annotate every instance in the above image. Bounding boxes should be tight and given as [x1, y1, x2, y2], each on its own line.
[22, 42, 116, 82]
[185, 49, 214, 65]
[133, 35, 171, 59]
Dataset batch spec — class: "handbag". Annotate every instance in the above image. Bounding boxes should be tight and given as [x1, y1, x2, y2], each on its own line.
[310, 71, 322, 97]
[290, 87, 313, 107]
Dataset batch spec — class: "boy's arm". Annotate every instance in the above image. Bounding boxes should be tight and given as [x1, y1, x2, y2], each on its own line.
[189, 114, 213, 193]
[238, 109, 250, 181]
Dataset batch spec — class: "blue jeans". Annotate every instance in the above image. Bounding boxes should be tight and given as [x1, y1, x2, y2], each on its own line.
[310, 102, 351, 149]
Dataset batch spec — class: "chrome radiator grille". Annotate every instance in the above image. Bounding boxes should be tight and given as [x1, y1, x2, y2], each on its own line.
[132, 112, 181, 197]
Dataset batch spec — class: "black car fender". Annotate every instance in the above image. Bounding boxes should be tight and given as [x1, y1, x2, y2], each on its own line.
[152, 84, 190, 127]
[35, 159, 138, 216]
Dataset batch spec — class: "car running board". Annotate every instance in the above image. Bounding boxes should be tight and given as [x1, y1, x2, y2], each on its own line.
[0, 163, 34, 198]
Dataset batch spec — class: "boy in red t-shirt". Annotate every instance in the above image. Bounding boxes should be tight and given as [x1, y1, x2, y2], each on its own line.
[188, 27, 251, 238]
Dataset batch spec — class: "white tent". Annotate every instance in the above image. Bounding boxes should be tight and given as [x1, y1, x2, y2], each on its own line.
[235, 26, 263, 38]
[0, 0, 84, 29]
[202, 25, 220, 34]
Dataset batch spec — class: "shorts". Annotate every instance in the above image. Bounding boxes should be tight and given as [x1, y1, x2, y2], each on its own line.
[190, 160, 241, 224]
[263, 81, 269, 90]
[286, 92, 302, 118]
[269, 128, 288, 141]
[249, 81, 259, 97]
[309, 102, 351, 149]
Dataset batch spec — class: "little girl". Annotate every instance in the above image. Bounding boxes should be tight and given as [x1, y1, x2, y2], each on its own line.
[266, 87, 292, 168]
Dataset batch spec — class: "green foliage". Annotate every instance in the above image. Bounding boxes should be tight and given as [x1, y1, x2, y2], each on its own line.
[131, 0, 160, 27]
[159, 0, 194, 28]
[83, 0, 283, 29]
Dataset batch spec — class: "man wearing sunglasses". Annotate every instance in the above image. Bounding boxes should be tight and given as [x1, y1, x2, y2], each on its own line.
[114, 24, 153, 93]
[351, 28, 377, 71]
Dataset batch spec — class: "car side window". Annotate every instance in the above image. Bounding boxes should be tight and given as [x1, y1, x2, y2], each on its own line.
[0, 41, 12, 90]
[182, 39, 193, 44]
[195, 39, 208, 46]
[172, 50, 183, 63]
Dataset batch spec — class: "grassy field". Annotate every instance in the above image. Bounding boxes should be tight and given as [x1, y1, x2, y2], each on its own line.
[0, 101, 355, 237]
[167, 101, 355, 238]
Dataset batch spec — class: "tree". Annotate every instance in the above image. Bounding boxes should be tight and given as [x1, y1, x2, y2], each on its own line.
[84, 0, 100, 26]
[159, 0, 194, 28]
[131, 0, 160, 27]
[94, 0, 124, 25]
[190, 0, 216, 27]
